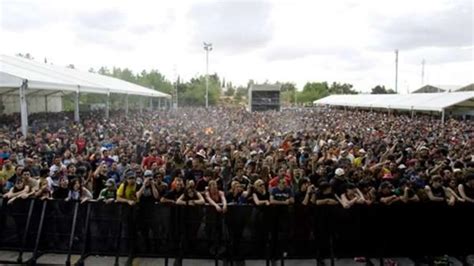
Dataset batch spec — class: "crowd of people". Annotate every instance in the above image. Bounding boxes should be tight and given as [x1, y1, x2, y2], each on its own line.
[0, 107, 473, 211]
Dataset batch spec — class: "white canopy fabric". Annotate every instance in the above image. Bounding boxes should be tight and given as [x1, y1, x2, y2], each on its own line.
[0, 54, 171, 98]
[313, 92, 474, 112]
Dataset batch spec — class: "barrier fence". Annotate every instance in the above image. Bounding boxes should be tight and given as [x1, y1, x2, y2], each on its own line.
[0, 198, 473, 265]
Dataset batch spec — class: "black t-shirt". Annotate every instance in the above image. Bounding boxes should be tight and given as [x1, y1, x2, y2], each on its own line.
[53, 187, 69, 199]
[196, 178, 208, 192]
[140, 185, 156, 204]
[462, 183, 474, 198]
[93, 174, 107, 198]
[254, 190, 269, 202]
[430, 185, 446, 198]
[294, 191, 308, 204]
[330, 177, 347, 196]
[164, 189, 184, 201]
[316, 190, 337, 200]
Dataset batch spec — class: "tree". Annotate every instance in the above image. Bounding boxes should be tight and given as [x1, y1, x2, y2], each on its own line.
[234, 86, 248, 102]
[297, 82, 329, 103]
[371, 85, 396, 94]
[278, 82, 297, 104]
[328, 82, 358, 94]
[224, 86, 235, 97]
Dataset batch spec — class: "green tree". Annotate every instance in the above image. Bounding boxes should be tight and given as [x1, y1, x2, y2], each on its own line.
[297, 82, 329, 103]
[278, 82, 297, 104]
[234, 86, 248, 103]
[371, 85, 396, 94]
[328, 82, 358, 94]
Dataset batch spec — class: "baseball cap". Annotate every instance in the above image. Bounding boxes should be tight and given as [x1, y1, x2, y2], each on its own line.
[144, 170, 153, 177]
[106, 178, 116, 187]
[335, 168, 345, 177]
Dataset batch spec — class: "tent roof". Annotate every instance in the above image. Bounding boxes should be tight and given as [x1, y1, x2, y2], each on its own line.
[0, 54, 171, 98]
[313, 92, 474, 112]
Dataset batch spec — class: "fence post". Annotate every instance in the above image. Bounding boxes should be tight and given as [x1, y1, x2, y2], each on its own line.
[17, 199, 35, 263]
[115, 204, 124, 266]
[77, 203, 92, 266]
[66, 202, 80, 266]
[31, 200, 48, 264]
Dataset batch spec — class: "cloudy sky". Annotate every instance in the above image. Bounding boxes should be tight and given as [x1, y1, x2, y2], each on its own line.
[1, 0, 472, 93]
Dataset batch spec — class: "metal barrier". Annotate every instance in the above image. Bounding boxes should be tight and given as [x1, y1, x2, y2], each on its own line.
[0, 198, 473, 265]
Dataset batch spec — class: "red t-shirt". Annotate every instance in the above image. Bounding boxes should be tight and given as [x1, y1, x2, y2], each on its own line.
[142, 156, 164, 169]
[76, 138, 86, 154]
[268, 175, 292, 188]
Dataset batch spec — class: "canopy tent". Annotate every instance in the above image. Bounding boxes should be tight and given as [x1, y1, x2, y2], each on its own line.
[313, 92, 474, 122]
[0, 54, 171, 135]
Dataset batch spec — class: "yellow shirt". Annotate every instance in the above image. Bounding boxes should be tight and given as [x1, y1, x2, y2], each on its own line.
[0, 168, 15, 183]
[116, 183, 137, 201]
[353, 157, 363, 168]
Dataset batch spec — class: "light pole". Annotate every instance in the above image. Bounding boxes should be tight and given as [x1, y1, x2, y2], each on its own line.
[203, 42, 213, 108]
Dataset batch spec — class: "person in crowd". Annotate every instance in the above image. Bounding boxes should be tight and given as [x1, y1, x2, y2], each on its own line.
[270, 178, 294, 205]
[340, 183, 365, 208]
[294, 178, 315, 205]
[226, 180, 249, 204]
[116, 170, 138, 205]
[137, 170, 160, 203]
[396, 179, 420, 203]
[252, 179, 270, 206]
[53, 177, 69, 199]
[357, 180, 376, 205]
[176, 180, 205, 205]
[66, 178, 92, 203]
[458, 173, 474, 203]
[92, 161, 109, 199]
[377, 181, 400, 205]
[425, 175, 455, 205]
[205, 180, 227, 213]
[313, 181, 339, 205]
[160, 176, 185, 204]
[98, 178, 117, 203]
[3, 178, 29, 204]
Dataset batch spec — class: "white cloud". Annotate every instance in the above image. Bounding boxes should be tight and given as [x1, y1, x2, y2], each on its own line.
[0, 0, 472, 93]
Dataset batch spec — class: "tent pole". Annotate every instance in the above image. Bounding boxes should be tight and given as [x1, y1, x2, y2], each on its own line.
[441, 109, 445, 125]
[125, 94, 129, 117]
[139, 98, 143, 114]
[74, 86, 80, 123]
[149, 97, 153, 111]
[158, 98, 161, 110]
[411, 107, 414, 119]
[44, 95, 48, 113]
[106, 90, 110, 119]
[19, 80, 28, 136]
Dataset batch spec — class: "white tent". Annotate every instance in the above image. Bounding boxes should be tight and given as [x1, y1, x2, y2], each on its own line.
[0, 54, 172, 135]
[313, 92, 474, 121]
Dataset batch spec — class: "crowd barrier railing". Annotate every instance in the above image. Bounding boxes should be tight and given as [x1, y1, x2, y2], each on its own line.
[0, 198, 473, 266]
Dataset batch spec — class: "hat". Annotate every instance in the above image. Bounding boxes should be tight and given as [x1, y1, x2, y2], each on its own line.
[125, 170, 136, 179]
[222, 156, 229, 161]
[100, 147, 108, 153]
[196, 149, 207, 159]
[335, 168, 345, 177]
[250, 151, 257, 156]
[358, 149, 366, 154]
[453, 168, 462, 173]
[144, 170, 153, 177]
[398, 164, 407, 169]
[106, 178, 116, 187]
[419, 146, 429, 151]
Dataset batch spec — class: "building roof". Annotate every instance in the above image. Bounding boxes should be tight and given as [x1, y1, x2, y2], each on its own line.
[0, 54, 171, 98]
[313, 92, 474, 112]
[457, 83, 474, 92]
[250, 84, 281, 91]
